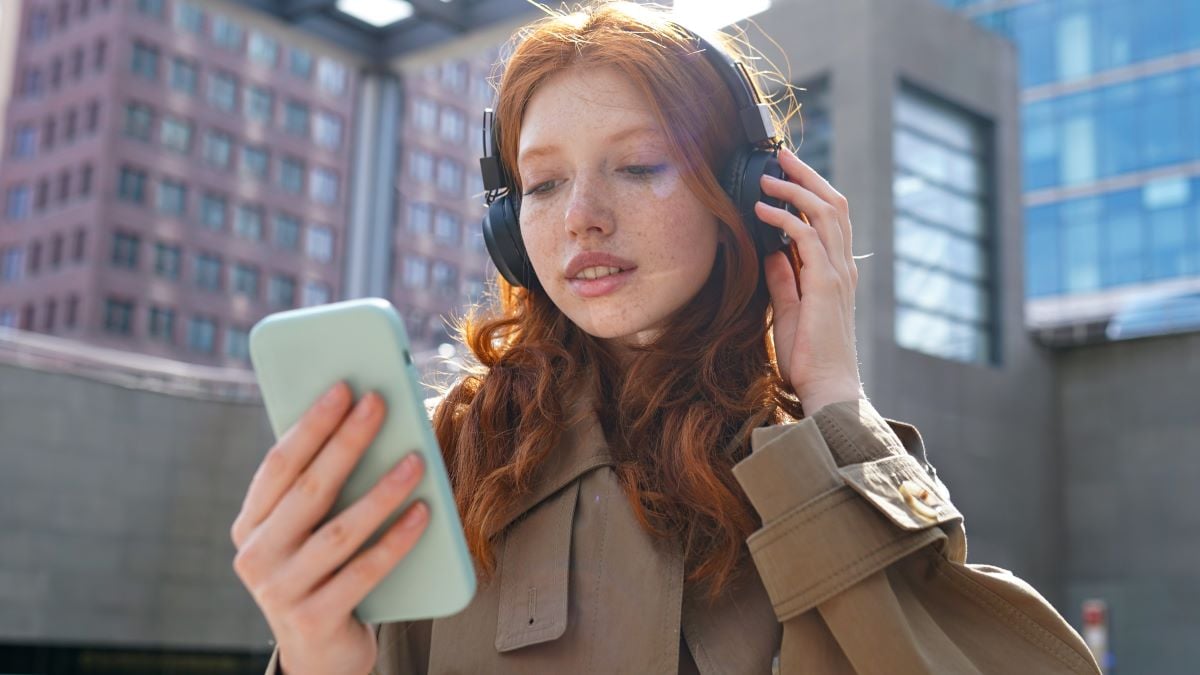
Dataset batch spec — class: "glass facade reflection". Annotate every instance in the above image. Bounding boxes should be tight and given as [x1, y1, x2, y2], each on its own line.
[941, 0, 1200, 341]
[892, 82, 997, 364]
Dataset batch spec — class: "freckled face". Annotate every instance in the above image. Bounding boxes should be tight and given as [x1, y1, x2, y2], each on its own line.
[516, 65, 721, 347]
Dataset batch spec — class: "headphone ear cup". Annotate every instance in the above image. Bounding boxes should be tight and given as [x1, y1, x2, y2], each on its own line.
[719, 147, 792, 260]
[482, 196, 535, 288]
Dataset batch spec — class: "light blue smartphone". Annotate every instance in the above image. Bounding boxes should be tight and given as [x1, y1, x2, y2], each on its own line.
[248, 297, 476, 624]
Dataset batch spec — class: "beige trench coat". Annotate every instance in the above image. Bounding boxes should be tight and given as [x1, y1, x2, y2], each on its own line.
[264, 386, 1100, 674]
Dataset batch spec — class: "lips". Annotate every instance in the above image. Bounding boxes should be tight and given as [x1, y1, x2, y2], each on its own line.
[564, 251, 637, 280]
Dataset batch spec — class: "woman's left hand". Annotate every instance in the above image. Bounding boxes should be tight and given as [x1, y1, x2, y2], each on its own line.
[755, 146, 866, 414]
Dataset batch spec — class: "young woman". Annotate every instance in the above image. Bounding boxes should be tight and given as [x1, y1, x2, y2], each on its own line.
[232, 2, 1100, 673]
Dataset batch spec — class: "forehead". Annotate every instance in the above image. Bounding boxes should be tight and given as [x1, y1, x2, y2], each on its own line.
[517, 66, 666, 163]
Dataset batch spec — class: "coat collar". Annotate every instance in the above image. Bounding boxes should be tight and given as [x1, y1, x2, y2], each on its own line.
[486, 383, 614, 537]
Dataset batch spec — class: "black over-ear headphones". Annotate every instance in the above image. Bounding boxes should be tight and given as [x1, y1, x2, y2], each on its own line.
[477, 22, 794, 289]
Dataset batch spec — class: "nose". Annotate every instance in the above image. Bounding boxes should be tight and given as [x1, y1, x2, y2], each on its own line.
[563, 175, 614, 240]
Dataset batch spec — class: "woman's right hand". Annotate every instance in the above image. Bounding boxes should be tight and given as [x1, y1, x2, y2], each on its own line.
[230, 380, 430, 675]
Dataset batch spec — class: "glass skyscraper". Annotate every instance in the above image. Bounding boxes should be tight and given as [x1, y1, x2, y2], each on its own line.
[940, 0, 1200, 344]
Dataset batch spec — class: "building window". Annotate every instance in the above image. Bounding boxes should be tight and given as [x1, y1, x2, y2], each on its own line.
[892, 81, 996, 366]
[288, 47, 312, 79]
[135, 0, 164, 19]
[201, 129, 233, 169]
[248, 31, 277, 67]
[434, 210, 461, 245]
[283, 100, 309, 136]
[63, 108, 78, 143]
[280, 156, 305, 195]
[156, 178, 187, 217]
[439, 106, 465, 143]
[70, 48, 84, 80]
[306, 225, 333, 262]
[414, 98, 437, 131]
[2, 246, 25, 282]
[274, 213, 301, 250]
[436, 158, 462, 195]
[42, 117, 56, 151]
[50, 57, 63, 90]
[117, 166, 147, 204]
[93, 38, 107, 71]
[80, 164, 94, 197]
[5, 185, 32, 221]
[12, 125, 37, 159]
[302, 280, 331, 307]
[50, 234, 63, 268]
[28, 242, 42, 276]
[160, 115, 193, 154]
[245, 85, 273, 124]
[441, 60, 467, 92]
[65, 295, 79, 329]
[200, 192, 226, 231]
[123, 102, 154, 141]
[73, 230, 87, 262]
[56, 169, 71, 204]
[269, 274, 296, 309]
[210, 14, 243, 52]
[154, 242, 181, 279]
[408, 202, 431, 234]
[169, 57, 198, 95]
[241, 144, 269, 180]
[310, 168, 338, 205]
[187, 315, 216, 353]
[409, 149, 434, 182]
[174, 2, 204, 35]
[85, 101, 100, 134]
[317, 57, 346, 95]
[28, 8, 50, 42]
[130, 42, 159, 81]
[111, 232, 140, 269]
[226, 325, 250, 360]
[208, 71, 237, 112]
[235, 204, 264, 241]
[20, 67, 43, 98]
[403, 255, 427, 289]
[194, 252, 222, 291]
[232, 262, 260, 298]
[104, 298, 135, 335]
[432, 261, 458, 295]
[314, 111, 342, 150]
[43, 298, 57, 333]
[149, 305, 175, 342]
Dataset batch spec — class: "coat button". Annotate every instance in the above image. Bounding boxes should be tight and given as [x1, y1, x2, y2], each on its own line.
[898, 480, 939, 521]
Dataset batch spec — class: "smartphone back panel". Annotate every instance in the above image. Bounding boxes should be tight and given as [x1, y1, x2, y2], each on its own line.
[248, 297, 475, 623]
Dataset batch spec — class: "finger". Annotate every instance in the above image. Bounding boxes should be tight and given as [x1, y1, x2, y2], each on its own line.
[754, 200, 838, 287]
[763, 249, 800, 311]
[304, 500, 430, 618]
[251, 390, 389, 565]
[778, 147, 853, 267]
[284, 452, 426, 595]
[759, 173, 847, 279]
[232, 381, 352, 548]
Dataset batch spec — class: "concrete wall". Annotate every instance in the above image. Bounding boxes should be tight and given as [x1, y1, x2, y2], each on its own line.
[747, 0, 1063, 597]
[0, 360, 275, 650]
[1057, 330, 1200, 672]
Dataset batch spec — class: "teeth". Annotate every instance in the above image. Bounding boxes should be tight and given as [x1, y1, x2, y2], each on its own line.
[576, 266, 622, 280]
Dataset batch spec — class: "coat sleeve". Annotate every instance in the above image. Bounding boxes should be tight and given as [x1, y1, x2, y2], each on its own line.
[731, 399, 1102, 674]
[261, 621, 431, 675]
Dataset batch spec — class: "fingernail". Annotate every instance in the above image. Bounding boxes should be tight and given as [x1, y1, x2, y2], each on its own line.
[355, 392, 378, 419]
[389, 452, 421, 483]
[320, 382, 345, 407]
[762, 173, 782, 182]
[400, 502, 427, 529]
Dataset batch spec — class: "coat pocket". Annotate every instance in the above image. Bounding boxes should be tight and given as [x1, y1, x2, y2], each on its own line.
[494, 479, 580, 652]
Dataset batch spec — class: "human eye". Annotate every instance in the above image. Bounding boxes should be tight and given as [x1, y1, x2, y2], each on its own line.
[522, 180, 558, 197]
[622, 163, 668, 178]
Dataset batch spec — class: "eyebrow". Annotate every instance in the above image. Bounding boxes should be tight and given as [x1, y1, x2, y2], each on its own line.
[517, 125, 663, 166]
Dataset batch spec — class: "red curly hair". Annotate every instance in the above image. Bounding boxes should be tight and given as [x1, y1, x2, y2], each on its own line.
[431, 0, 806, 601]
